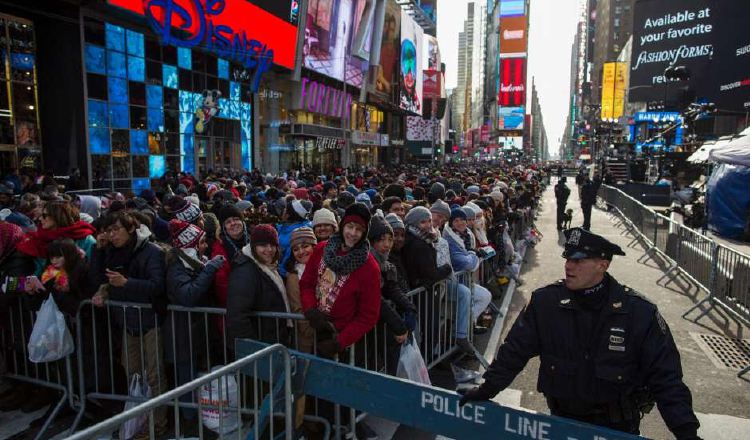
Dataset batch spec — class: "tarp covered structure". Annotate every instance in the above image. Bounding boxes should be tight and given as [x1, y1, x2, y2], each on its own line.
[707, 163, 750, 239]
[687, 136, 732, 163]
[709, 126, 750, 167]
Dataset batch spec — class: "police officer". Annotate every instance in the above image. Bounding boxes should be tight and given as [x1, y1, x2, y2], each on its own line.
[554, 177, 571, 230]
[580, 177, 597, 231]
[460, 228, 701, 439]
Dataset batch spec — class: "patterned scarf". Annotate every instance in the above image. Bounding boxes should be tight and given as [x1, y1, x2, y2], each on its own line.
[322, 234, 370, 276]
[406, 224, 438, 246]
[0, 222, 24, 262]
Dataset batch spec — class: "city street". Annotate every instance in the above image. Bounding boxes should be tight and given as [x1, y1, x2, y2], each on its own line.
[484, 180, 750, 440]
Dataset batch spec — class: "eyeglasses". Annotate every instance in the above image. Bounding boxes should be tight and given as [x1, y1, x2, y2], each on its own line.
[105, 224, 123, 234]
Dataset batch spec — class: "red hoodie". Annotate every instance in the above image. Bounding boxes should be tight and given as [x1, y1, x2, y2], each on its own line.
[300, 241, 381, 348]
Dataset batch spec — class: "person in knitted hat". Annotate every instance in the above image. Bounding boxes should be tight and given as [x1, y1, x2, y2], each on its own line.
[284, 226, 318, 355]
[428, 182, 446, 204]
[300, 202, 381, 358]
[227, 223, 291, 349]
[384, 212, 410, 294]
[429, 199, 451, 230]
[355, 192, 373, 210]
[164, 196, 204, 228]
[209, 204, 250, 314]
[165, 219, 224, 418]
[368, 215, 418, 374]
[277, 199, 312, 277]
[311, 208, 338, 242]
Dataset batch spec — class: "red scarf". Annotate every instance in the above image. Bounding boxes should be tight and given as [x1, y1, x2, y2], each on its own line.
[17, 221, 97, 258]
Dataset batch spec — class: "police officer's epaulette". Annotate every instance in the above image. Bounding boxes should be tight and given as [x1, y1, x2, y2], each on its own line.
[622, 285, 655, 306]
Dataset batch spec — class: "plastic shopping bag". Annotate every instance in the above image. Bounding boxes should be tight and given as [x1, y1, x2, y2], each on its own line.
[120, 373, 151, 440]
[200, 366, 239, 434]
[27, 295, 74, 363]
[396, 336, 431, 385]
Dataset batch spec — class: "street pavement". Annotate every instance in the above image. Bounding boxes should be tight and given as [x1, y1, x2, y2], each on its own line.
[487, 179, 750, 440]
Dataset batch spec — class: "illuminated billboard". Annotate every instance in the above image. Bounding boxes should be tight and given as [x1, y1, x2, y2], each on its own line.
[498, 136, 523, 150]
[498, 57, 526, 106]
[499, 0, 525, 17]
[107, 0, 299, 71]
[374, 0, 402, 97]
[498, 106, 525, 130]
[499, 15, 528, 55]
[400, 10, 424, 115]
[304, 0, 375, 87]
[601, 62, 627, 119]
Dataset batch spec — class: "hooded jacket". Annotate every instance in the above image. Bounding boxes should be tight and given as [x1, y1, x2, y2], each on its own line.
[442, 226, 480, 273]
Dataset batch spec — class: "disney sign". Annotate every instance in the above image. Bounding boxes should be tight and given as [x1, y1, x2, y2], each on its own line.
[110, 0, 283, 91]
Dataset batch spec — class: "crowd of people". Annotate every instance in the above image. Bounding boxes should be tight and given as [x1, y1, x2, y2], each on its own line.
[0, 163, 548, 438]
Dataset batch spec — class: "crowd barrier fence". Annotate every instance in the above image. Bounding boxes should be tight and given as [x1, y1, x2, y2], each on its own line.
[599, 184, 750, 378]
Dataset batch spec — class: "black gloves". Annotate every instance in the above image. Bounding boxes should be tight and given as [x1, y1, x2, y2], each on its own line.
[458, 386, 496, 406]
[317, 339, 341, 358]
[304, 308, 332, 333]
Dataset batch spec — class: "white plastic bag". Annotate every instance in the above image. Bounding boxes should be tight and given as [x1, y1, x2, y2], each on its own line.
[27, 295, 74, 363]
[120, 373, 151, 440]
[396, 337, 431, 385]
[200, 367, 239, 434]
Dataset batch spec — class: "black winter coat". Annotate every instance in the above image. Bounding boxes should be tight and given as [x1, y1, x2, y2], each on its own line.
[164, 249, 219, 364]
[226, 250, 290, 352]
[581, 180, 598, 205]
[89, 225, 167, 334]
[402, 232, 451, 290]
[373, 253, 416, 336]
[481, 275, 699, 435]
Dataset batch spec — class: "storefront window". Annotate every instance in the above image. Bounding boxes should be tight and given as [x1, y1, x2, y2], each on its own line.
[0, 14, 41, 175]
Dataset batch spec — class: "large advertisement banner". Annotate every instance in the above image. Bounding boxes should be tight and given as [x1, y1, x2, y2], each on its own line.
[406, 115, 435, 141]
[424, 35, 441, 71]
[498, 106, 525, 130]
[498, 57, 526, 107]
[400, 10, 424, 115]
[499, 15, 528, 55]
[630, 0, 750, 111]
[304, 0, 375, 87]
[374, 0, 401, 97]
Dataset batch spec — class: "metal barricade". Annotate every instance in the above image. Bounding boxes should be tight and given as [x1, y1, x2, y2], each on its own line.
[0, 296, 78, 440]
[65, 343, 293, 440]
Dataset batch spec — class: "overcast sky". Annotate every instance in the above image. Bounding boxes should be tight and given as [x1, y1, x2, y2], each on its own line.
[437, 0, 581, 157]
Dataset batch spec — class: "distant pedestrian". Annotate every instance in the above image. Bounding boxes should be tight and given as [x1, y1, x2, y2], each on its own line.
[580, 177, 597, 231]
[460, 228, 701, 439]
[554, 177, 571, 230]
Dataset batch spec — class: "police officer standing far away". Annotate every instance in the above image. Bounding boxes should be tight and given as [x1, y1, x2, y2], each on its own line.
[459, 228, 702, 439]
[580, 176, 598, 231]
[554, 177, 571, 230]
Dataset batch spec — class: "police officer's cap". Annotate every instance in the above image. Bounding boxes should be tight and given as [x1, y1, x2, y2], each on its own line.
[562, 227, 626, 260]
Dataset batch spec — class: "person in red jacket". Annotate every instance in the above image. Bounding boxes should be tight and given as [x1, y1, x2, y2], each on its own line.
[300, 202, 381, 358]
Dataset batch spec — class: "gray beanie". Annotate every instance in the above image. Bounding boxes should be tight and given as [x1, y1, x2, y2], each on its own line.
[385, 213, 405, 231]
[404, 206, 432, 228]
[368, 215, 393, 242]
[461, 206, 477, 220]
[430, 199, 451, 218]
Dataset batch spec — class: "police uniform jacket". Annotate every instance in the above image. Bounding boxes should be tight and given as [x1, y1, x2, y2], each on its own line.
[482, 274, 699, 434]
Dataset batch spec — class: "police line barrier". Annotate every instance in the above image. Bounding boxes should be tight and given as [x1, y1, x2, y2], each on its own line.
[599, 184, 750, 378]
[65, 343, 294, 440]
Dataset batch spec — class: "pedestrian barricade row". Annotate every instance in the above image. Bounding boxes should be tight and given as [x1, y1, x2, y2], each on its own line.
[0, 252, 505, 439]
[599, 184, 750, 378]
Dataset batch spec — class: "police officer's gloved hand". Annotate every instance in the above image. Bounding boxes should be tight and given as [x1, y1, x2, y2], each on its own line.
[672, 423, 702, 440]
[458, 385, 496, 406]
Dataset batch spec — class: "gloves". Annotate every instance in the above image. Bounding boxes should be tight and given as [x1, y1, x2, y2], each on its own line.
[317, 338, 341, 358]
[458, 386, 496, 406]
[205, 255, 225, 272]
[304, 308, 332, 333]
[403, 311, 418, 332]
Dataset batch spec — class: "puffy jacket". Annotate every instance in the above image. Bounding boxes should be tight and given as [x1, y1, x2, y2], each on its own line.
[299, 241, 381, 348]
[442, 226, 480, 273]
[89, 225, 166, 335]
[164, 248, 219, 364]
[226, 245, 290, 352]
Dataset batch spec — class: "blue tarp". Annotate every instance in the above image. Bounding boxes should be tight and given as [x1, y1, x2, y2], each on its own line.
[707, 164, 750, 239]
